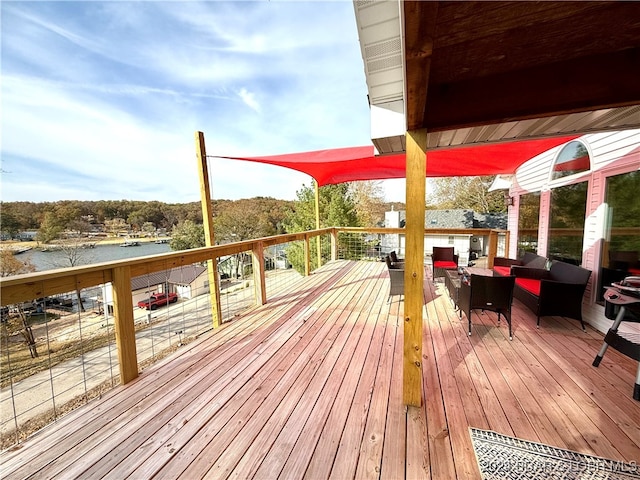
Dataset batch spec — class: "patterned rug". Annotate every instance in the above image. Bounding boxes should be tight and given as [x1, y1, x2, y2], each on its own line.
[470, 428, 640, 479]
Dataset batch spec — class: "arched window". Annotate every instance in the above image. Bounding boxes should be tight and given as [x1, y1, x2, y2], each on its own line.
[551, 141, 590, 180]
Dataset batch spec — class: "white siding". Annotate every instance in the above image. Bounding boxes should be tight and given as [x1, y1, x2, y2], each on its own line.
[508, 129, 640, 334]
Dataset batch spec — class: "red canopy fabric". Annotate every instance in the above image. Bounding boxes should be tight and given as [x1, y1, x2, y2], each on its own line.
[215, 135, 580, 186]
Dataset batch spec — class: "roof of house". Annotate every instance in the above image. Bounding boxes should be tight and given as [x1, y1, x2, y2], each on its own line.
[388, 209, 507, 230]
[131, 265, 207, 291]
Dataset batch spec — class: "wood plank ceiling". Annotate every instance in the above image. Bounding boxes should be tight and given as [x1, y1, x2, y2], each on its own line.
[354, 1, 640, 154]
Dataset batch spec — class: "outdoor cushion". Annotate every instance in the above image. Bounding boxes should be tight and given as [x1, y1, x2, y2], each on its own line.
[434, 260, 458, 269]
[493, 265, 511, 277]
[515, 277, 541, 297]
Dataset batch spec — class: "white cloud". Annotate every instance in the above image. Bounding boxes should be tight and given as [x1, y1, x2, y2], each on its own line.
[1, 1, 372, 203]
[238, 88, 261, 113]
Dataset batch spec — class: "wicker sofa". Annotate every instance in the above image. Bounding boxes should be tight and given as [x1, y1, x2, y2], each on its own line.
[506, 260, 592, 331]
[492, 252, 548, 277]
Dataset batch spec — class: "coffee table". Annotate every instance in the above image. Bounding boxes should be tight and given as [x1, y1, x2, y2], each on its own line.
[445, 267, 493, 311]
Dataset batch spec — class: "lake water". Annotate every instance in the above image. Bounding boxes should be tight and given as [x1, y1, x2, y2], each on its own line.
[18, 242, 172, 272]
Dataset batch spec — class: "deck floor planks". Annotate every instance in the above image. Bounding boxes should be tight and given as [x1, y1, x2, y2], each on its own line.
[8, 293, 296, 479]
[272, 271, 389, 480]
[80, 262, 362, 475]
[161, 262, 370, 479]
[257, 275, 388, 479]
[268, 286, 382, 478]
[301, 286, 389, 477]
[227, 262, 386, 479]
[421, 274, 458, 479]
[517, 324, 640, 460]
[540, 318, 640, 413]
[420, 275, 457, 480]
[323, 291, 392, 479]
[458, 319, 518, 437]
[53, 263, 353, 480]
[507, 303, 640, 460]
[352, 293, 397, 479]
[513, 324, 637, 461]
[470, 309, 557, 443]
[426, 284, 482, 479]
[475, 308, 599, 454]
[3, 260, 640, 480]
[471, 309, 575, 448]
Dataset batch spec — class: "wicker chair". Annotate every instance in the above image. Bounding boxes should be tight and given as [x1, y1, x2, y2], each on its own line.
[385, 255, 405, 303]
[458, 274, 516, 339]
[389, 250, 405, 268]
[432, 247, 459, 282]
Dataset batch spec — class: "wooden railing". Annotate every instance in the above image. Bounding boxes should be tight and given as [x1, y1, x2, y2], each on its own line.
[0, 226, 507, 385]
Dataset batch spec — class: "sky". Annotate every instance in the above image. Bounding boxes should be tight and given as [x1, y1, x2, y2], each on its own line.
[1, 0, 407, 204]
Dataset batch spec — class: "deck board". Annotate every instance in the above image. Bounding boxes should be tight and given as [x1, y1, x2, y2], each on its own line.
[2, 259, 639, 480]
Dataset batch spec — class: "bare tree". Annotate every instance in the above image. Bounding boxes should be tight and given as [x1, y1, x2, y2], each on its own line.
[15, 305, 38, 358]
[348, 180, 386, 227]
[50, 239, 97, 312]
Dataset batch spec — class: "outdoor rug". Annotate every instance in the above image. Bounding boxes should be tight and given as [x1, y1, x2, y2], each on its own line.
[470, 428, 640, 479]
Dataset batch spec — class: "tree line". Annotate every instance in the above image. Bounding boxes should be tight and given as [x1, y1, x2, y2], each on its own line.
[1, 176, 505, 246]
[0, 181, 402, 245]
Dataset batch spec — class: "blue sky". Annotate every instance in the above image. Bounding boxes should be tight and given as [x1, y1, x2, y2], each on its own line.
[1, 0, 407, 203]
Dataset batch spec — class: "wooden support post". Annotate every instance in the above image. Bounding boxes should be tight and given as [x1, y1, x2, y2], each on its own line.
[330, 228, 338, 261]
[487, 230, 499, 269]
[195, 131, 222, 328]
[315, 180, 322, 269]
[504, 230, 511, 258]
[404, 129, 427, 407]
[112, 266, 138, 384]
[252, 241, 266, 305]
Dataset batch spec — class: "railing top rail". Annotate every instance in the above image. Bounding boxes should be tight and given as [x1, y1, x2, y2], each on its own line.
[0, 226, 505, 306]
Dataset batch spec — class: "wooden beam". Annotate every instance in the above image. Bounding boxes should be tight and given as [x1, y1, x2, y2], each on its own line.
[315, 181, 322, 270]
[111, 266, 138, 384]
[195, 131, 222, 328]
[424, 49, 640, 132]
[403, 129, 428, 407]
[403, 1, 439, 131]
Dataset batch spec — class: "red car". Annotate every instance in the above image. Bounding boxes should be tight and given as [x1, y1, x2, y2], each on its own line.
[137, 292, 178, 310]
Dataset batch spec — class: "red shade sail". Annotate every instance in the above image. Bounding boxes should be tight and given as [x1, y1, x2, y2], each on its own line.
[214, 135, 580, 186]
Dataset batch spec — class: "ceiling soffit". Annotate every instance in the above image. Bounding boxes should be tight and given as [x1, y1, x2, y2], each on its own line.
[354, 1, 640, 155]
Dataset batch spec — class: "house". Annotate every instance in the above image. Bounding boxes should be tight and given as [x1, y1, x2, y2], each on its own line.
[383, 208, 508, 265]
[102, 265, 209, 311]
[506, 130, 640, 334]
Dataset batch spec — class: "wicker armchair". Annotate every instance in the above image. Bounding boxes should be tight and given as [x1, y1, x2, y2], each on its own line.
[432, 247, 459, 282]
[385, 255, 405, 303]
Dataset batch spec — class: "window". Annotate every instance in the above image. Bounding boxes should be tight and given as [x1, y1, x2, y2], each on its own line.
[517, 192, 540, 255]
[598, 170, 640, 302]
[547, 182, 588, 265]
[551, 141, 590, 180]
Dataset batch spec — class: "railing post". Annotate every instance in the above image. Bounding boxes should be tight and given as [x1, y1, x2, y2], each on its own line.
[252, 241, 266, 305]
[195, 131, 222, 328]
[315, 181, 322, 269]
[331, 228, 338, 261]
[111, 265, 138, 384]
[304, 234, 311, 276]
[487, 230, 499, 268]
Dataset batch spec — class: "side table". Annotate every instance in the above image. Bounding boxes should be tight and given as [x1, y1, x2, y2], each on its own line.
[592, 287, 640, 400]
[445, 269, 462, 310]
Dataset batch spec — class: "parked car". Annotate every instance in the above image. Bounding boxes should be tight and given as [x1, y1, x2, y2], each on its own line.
[137, 292, 178, 310]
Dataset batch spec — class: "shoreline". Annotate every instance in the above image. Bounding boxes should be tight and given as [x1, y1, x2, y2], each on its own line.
[1, 237, 169, 251]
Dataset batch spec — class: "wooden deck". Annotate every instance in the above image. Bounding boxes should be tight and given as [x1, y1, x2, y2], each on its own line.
[1, 260, 639, 479]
